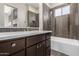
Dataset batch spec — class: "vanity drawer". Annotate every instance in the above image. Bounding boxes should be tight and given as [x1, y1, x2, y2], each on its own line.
[26, 34, 45, 47]
[0, 39, 25, 56]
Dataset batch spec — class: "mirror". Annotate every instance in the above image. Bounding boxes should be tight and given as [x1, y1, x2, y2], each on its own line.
[0, 3, 39, 29]
[27, 3, 39, 28]
[4, 5, 17, 28]
[28, 11, 39, 27]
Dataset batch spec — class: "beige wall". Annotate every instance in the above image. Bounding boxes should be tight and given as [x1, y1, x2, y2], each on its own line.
[0, 4, 4, 27]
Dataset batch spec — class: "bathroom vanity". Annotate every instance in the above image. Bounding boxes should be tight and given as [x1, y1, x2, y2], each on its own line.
[0, 31, 51, 56]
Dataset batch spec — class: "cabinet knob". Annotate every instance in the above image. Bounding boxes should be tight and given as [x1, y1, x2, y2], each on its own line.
[39, 44, 41, 47]
[11, 43, 16, 47]
[37, 45, 39, 48]
[37, 44, 42, 48]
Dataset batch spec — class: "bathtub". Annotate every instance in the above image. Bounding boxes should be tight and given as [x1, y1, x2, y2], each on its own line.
[51, 36, 79, 56]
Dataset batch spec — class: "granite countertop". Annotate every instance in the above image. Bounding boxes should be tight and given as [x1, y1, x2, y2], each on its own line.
[0, 31, 52, 41]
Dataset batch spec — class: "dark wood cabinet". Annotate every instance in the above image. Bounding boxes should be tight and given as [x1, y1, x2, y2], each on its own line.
[26, 33, 51, 56]
[45, 47, 51, 56]
[0, 33, 51, 56]
[11, 49, 25, 56]
[0, 39, 25, 56]
[26, 34, 46, 56]
[26, 35, 45, 47]
[27, 45, 36, 56]
[26, 39, 50, 56]
[46, 39, 50, 48]
[45, 33, 51, 56]
[36, 41, 45, 56]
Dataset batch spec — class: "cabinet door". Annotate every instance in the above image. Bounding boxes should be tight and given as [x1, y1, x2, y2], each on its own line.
[45, 47, 51, 56]
[36, 41, 45, 56]
[11, 50, 25, 56]
[45, 39, 51, 56]
[26, 45, 36, 56]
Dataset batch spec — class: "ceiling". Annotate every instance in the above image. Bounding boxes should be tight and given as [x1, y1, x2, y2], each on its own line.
[27, 3, 65, 9]
[46, 3, 65, 8]
[27, 3, 39, 9]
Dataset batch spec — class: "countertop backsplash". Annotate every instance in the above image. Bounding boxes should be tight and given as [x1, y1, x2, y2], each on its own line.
[0, 28, 27, 32]
[0, 27, 39, 32]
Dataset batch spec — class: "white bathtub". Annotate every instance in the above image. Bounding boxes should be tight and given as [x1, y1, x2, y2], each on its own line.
[51, 36, 79, 56]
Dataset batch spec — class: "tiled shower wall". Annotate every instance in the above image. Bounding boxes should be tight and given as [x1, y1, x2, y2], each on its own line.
[0, 28, 27, 32]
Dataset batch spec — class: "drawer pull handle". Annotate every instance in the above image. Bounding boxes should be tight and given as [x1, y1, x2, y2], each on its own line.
[11, 43, 16, 47]
[37, 44, 42, 48]
[39, 44, 41, 47]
